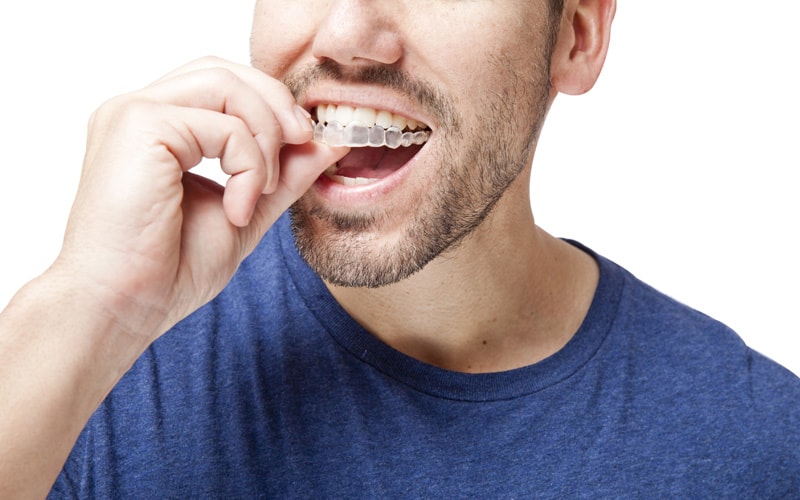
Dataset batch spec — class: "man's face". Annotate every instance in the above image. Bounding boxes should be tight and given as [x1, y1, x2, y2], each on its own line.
[251, 0, 559, 287]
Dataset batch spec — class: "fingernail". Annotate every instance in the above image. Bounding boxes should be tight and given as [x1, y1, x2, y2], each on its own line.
[294, 105, 314, 134]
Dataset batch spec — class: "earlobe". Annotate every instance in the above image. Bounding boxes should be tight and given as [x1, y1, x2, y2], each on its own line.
[550, 0, 616, 96]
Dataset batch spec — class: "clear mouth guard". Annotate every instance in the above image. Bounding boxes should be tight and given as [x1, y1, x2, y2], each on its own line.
[313, 121, 430, 149]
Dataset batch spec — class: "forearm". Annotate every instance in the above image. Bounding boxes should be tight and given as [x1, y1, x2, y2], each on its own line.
[0, 270, 149, 499]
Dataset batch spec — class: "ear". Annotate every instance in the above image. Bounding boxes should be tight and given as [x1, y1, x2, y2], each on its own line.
[550, 0, 616, 95]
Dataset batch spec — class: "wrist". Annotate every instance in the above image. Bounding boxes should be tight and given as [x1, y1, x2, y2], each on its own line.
[0, 268, 156, 496]
[6, 267, 154, 381]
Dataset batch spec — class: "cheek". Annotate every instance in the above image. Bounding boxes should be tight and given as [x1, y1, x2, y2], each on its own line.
[402, 9, 547, 117]
[250, 2, 318, 78]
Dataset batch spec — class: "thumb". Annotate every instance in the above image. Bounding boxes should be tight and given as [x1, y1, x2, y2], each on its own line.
[239, 142, 349, 251]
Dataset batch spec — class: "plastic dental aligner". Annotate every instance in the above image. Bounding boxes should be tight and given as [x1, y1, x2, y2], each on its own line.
[313, 121, 430, 149]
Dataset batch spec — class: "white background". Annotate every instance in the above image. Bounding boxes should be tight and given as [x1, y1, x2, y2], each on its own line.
[1, 1, 798, 375]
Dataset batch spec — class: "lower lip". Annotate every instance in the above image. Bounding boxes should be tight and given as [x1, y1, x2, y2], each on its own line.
[311, 147, 422, 207]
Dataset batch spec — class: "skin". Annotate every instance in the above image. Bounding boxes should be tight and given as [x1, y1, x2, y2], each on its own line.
[284, 17, 552, 289]
[0, 0, 614, 497]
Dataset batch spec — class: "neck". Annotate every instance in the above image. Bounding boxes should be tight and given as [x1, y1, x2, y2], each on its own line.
[326, 173, 599, 374]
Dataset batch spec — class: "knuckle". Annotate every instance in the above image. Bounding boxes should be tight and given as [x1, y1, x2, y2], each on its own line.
[199, 66, 240, 88]
[192, 55, 227, 67]
[89, 94, 159, 133]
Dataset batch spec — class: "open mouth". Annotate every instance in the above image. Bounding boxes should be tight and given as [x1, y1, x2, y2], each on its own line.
[312, 104, 431, 186]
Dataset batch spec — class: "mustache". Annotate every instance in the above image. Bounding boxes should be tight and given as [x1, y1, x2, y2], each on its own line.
[283, 59, 460, 131]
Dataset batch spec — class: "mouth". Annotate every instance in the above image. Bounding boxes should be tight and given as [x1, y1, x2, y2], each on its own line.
[311, 104, 432, 187]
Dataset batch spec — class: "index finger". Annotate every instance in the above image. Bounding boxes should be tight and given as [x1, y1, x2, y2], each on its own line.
[149, 56, 312, 145]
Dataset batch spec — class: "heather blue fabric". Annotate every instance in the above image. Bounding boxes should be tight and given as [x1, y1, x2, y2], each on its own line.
[50, 213, 800, 498]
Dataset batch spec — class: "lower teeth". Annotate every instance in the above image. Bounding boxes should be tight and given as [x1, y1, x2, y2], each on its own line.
[329, 174, 377, 186]
[313, 121, 429, 149]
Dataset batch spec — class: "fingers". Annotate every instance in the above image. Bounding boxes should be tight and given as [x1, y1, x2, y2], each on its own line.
[146, 105, 347, 230]
[138, 57, 326, 226]
[155, 106, 268, 227]
[139, 65, 311, 193]
[146, 57, 313, 145]
[89, 56, 331, 229]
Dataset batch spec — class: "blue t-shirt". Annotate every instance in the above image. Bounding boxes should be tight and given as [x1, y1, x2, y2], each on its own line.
[50, 213, 800, 498]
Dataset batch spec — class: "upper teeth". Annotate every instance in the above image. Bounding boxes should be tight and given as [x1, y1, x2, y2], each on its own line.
[312, 104, 430, 149]
[315, 104, 427, 131]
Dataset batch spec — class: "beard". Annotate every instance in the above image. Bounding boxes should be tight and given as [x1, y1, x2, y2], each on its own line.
[284, 54, 552, 288]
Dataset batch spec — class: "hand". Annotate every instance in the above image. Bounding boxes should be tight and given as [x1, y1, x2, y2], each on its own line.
[53, 57, 347, 344]
[0, 56, 351, 499]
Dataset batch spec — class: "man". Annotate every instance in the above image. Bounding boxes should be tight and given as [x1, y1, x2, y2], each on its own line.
[1, 0, 797, 497]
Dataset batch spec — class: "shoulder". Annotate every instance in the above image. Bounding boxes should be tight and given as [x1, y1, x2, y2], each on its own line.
[587, 253, 800, 492]
[608, 258, 799, 438]
[620, 262, 795, 383]
[605, 255, 798, 390]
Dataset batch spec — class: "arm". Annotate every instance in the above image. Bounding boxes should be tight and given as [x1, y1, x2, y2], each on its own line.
[0, 57, 347, 499]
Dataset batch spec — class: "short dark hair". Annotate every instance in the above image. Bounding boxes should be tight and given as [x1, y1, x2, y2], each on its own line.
[548, 0, 564, 29]
[545, 0, 565, 57]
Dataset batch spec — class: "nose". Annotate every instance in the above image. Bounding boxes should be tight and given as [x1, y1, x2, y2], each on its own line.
[312, 0, 403, 67]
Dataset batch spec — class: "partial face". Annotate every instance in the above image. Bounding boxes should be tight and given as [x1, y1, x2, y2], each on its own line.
[251, 0, 559, 287]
